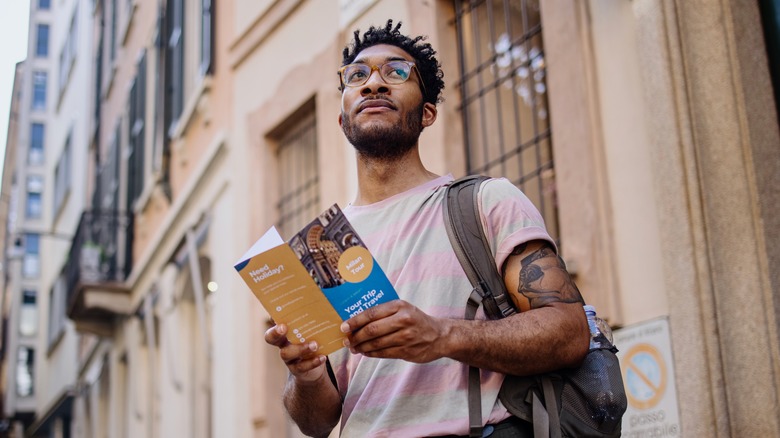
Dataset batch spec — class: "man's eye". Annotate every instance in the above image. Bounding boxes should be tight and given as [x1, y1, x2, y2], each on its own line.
[386, 68, 409, 80]
[347, 70, 367, 83]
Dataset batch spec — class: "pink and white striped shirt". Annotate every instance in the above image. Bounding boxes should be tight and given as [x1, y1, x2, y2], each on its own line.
[330, 174, 554, 437]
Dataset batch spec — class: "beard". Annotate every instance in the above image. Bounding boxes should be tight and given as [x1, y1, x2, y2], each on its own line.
[341, 100, 424, 161]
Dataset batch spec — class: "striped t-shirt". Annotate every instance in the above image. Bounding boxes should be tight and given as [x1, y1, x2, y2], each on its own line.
[330, 174, 555, 437]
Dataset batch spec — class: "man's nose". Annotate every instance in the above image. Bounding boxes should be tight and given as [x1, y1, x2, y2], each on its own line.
[360, 70, 389, 96]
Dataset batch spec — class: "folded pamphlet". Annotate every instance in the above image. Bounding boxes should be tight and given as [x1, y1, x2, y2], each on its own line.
[234, 204, 399, 355]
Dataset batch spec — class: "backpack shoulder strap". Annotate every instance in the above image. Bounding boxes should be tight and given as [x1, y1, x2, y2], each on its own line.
[443, 175, 516, 321]
[444, 177, 565, 438]
[442, 175, 518, 438]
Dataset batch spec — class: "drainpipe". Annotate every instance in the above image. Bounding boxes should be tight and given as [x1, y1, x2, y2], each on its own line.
[142, 292, 157, 438]
[185, 228, 212, 434]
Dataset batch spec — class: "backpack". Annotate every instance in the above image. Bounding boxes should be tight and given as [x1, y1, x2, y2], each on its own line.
[442, 175, 628, 438]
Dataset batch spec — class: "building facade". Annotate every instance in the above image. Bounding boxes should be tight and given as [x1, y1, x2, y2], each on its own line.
[1, 0, 778, 437]
[0, 59, 37, 438]
[2, 0, 60, 434]
[1, 0, 99, 436]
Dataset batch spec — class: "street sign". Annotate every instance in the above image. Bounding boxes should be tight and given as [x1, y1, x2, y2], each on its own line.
[613, 317, 681, 436]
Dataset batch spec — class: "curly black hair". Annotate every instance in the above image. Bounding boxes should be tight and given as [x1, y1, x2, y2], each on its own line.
[341, 19, 445, 105]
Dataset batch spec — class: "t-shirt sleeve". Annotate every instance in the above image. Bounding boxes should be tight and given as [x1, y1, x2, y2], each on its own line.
[477, 177, 557, 271]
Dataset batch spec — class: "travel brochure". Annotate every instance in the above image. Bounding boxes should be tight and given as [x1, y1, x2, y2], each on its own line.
[234, 204, 399, 355]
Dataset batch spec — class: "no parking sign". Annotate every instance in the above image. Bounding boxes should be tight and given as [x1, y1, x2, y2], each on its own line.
[613, 317, 681, 437]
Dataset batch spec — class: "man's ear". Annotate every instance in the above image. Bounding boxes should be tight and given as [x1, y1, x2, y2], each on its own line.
[421, 102, 437, 128]
[338, 112, 343, 128]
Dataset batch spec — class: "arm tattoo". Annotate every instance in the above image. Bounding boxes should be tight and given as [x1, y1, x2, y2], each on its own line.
[510, 242, 528, 256]
[518, 245, 584, 309]
[501, 242, 528, 276]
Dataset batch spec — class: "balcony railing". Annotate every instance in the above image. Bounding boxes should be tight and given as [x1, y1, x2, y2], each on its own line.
[64, 210, 133, 330]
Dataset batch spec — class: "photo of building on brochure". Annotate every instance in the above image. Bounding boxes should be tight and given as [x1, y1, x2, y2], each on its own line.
[288, 205, 366, 290]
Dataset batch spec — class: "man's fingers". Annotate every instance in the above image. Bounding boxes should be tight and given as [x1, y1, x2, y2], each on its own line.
[264, 325, 320, 363]
[340, 300, 403, 333]
[263, 323, 327, 384]
[280, 341, 320, 364]
[288, 354, 327, 374]
[280, 342, 327, 382]
[264, 324, 288, 347]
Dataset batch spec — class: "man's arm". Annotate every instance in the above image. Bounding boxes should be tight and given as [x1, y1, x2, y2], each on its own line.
[340, 240, 589, 376]
[265, 324, 341, 437]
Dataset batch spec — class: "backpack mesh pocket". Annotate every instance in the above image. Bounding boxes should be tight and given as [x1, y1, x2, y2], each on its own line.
[559, 348, 627, 437]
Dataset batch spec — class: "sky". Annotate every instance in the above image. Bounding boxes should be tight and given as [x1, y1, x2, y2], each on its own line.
[0, 0, 31, 182]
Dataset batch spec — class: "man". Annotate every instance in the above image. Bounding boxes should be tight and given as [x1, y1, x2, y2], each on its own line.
[265, 20, 589, 437]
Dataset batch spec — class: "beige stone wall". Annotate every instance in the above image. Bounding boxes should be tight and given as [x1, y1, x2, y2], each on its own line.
[540, 0, 780, 435]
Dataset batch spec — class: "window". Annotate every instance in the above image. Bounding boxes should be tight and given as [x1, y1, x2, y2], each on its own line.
[152, 13, 163, 173]
[29, 123, 45, 165]
[97, 360, 110, 437]
[110, 0, 118, 63]
[36, 24, 50, 57]
[759, 0, 780, 119]
[94, 18, 103, 126]
[101, 0, 118, 92]
[175, 259, 213, 438]
[38, 0, 50, 9]
[200, 0, 213, 76]
[59, 416, 72, 438]
[32, 71, 47, 110]
[54, 133, 72, 212]
[48, 275, 67, 346]
[23, 233, 40, 278]
[93, 124, 120, 212]
[58, 9, 79, 94]
[105, 126, 120, 210]
[275, 109, 319, 238]
[15, 347, 34, 397]
[117, 355, 129, 438]
[165, 0, 185, 135]
[453, 0, 559, 239]
[26, 175, 43, 219]
[119, 0, 137, 51]
[127, 52, 146, 210]
[19, 290, 38, 337]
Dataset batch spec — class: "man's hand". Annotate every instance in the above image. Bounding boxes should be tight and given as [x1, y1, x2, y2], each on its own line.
[264, 323, 327, 383]
[340, 300, 451, 363]
[265, 323, 342, 437]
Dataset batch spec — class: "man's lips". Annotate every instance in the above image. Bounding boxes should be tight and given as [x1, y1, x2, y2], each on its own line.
[358, 99, 396, 113]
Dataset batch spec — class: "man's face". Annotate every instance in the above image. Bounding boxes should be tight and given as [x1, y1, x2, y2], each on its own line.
[339, 44, 437, 161]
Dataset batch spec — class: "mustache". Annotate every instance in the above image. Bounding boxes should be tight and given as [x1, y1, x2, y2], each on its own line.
[363, 94, 392, 101]
[358, 95, 396, 108]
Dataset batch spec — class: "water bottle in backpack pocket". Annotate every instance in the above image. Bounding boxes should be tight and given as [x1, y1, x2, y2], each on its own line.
[498, 305, 628, 438]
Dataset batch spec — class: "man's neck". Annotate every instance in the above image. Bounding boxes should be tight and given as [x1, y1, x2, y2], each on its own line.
[352, 149, 439, 206]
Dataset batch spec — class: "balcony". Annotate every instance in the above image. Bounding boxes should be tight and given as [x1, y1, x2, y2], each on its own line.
[65, 210, 133, 336]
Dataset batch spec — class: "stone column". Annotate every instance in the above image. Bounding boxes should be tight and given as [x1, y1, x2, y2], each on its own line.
[634, 0, 780, 435]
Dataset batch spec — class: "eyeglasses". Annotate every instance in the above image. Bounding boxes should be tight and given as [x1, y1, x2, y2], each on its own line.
[338, 60, 426, 95]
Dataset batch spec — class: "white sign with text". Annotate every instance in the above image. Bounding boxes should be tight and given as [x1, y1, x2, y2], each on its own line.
[613, 317, 681, 437]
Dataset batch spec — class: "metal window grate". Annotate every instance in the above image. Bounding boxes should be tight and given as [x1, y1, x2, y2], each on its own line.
[453, 0, 559, 241]
[127, 52, 146, 210]
[276, 110, 319, 239]
[165, 0, 185, 135]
